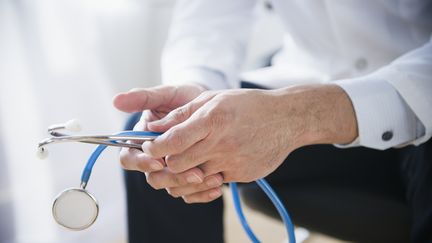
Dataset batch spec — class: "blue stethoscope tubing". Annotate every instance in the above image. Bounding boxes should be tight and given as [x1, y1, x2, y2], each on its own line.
[82, 131, 296, 243]
[230, 180, 296, 243]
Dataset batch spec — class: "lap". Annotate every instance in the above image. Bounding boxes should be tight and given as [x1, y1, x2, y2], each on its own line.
[268, 144, 405, 199]
[241, 140, 432, 242]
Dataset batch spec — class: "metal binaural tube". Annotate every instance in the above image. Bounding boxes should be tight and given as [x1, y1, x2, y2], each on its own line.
[37, 134, 157, 150]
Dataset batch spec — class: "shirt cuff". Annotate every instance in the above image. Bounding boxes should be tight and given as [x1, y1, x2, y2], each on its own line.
[333, 78, 422, 150]
[162, 67, 230, 90]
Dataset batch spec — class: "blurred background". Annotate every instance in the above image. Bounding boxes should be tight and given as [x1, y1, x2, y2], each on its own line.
[0, 0, 341, 242]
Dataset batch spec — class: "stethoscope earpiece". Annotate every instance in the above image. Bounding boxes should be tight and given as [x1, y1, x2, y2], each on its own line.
[38, 120, 159, 231]
[38, 120, 296, 242]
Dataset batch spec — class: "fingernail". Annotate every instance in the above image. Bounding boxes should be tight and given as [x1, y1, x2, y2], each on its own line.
[186, 173, 202, 184]
[206, 177, 220, 187]
[209, 189, 221, 199]
[150, 162, 164, 171]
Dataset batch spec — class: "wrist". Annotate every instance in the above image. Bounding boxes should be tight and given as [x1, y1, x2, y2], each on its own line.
[271, 84, 358, 148]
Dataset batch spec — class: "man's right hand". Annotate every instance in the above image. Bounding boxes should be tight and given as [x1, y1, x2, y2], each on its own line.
[113, 84, 224, 202]
[113, 84, 205, 171]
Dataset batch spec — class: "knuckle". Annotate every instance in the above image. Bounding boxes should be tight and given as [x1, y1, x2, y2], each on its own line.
[201, 194, 216, 203]
[119, 151, 132, 170]
[171, 193, 181, 198]
[182, 196, 192, 204]
[229, 171, 254, 183]
[198, 90, 210, 98]
[119, 157, 128, 170]
[208, 107, 231, 129]
[166, 188, 180, 198]
[165, 156, 183, 173]
[171, 152, 197, 172]
[165, 157, 174, 168]
[142, 142, 157, 157]
[146, 173, 162, 189]
[165, 155, 176, 168]
[196, 90, 213, 101]
[199, 163, 218, 177]
[166, 129, 186, 150]
[173, 106, 190, 121]
[135, 161, 151, 172]
[222, 172, 235, 183]
[203, 197, 215, 203]
[183, 191, 217, 204]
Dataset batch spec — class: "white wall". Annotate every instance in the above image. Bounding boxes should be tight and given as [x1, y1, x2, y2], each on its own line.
[0, 1, 283, 242]
[0, 1, 173, 242]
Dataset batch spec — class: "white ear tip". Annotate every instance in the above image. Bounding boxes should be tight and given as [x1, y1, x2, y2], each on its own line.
[37, 147, 49, 159]
[65, 119, 82, 132]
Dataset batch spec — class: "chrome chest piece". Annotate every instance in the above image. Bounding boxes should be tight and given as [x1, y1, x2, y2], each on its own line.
[37, 119, 159, 231]
[52, 186, 99, 230]
[38, 119, 99, 230]
[37, 120, 160, 230]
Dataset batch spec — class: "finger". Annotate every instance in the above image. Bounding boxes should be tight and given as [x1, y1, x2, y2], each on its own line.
[182, 187, 223, 204]
[128, 119, 146, 144]
[165, 139, 213, 173]
[146, 167, 204, 190]
[140, 108, 169, 124]
[166, 173, 223, 198]
[196, 160, 223, 177]
[129, 111, 161, 145]
[141, 113, 210, 158]
[119, 148, 164, 172]
[113, 86, 176, 113]
[148, 91, 216, 132]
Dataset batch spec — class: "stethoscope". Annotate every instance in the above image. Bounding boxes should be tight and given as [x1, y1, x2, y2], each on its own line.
[37, 119, 296, 243]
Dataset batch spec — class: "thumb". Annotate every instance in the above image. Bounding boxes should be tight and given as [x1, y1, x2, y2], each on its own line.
[113, 86, 174, 113]
[148, 92, 216, 132]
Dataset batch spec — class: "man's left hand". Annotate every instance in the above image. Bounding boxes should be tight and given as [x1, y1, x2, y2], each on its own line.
[142, 84, 358, 203]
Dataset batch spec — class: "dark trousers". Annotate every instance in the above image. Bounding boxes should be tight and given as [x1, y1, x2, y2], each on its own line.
[124, 82, 432, 243]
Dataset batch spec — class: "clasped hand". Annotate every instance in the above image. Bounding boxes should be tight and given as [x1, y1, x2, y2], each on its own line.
[113, 84, 357, 203]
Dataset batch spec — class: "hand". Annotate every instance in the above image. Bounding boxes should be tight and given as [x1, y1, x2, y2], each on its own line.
[140, 84, 357, 201]
[142, 88, 295, 182]
[113, 85, 224, 195]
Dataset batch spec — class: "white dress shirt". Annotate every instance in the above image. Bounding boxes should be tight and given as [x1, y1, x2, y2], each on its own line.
[161, 0, 432, 150]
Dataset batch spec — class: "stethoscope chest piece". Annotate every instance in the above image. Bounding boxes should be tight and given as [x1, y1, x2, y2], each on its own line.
[40, 120, 295, 242]
[52, 188, 99, 230]
[39, 121, 159, 231]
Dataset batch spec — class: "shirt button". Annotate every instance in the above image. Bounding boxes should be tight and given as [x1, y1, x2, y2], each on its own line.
[382, 131, 393, 141]
[355, 58, 368, 71]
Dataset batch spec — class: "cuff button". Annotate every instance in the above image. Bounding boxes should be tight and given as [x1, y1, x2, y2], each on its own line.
[382, 131, 393, 141]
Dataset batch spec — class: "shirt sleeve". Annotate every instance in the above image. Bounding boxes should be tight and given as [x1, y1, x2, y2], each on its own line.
[161, 0, 257, 90]
[334, 37, 432, 150]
